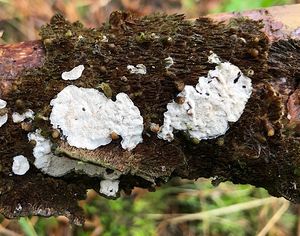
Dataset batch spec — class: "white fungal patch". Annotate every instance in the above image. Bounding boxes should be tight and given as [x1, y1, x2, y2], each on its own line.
[164, 56, 174, 69]
[0, 114, 7, 127]
[0, 99, 6, 109]
[158, 54, 252, 142]
[100, 179, 120, 197]
[28, 130, 82, 177]
[14, 203, 23, 213]
[0, 99, 8, 127]
[127, 64, 147, 75]
[28, 129, 122, 178]
[12, 109, 34, 123]
[50, 85, 143, 150]
[61, 65, 85, 80]
[12, 155, 30, 175]
[208, 52, 221, 64]
[101, 35, 108, 42]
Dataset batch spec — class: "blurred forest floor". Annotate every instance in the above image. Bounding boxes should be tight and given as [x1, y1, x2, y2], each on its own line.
[1, 0, 300, 235]
[0, 0, 299, 43]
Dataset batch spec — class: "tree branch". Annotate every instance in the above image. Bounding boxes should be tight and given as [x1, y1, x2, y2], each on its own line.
[0, 5, 300, 223]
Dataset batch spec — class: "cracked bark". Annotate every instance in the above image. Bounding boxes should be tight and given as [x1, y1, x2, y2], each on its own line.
[0, 5, 300, 224]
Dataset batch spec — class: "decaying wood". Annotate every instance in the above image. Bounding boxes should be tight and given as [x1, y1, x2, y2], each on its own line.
[0, 5, 300, 223]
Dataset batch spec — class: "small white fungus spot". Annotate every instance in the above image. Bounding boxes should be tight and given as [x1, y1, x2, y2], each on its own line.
[100, 179, 120, 197]
[0, 99, 8, 127]
[12, 109, 34, 123]
[127, 64, 147, 75]
[208, 52, 221, 64]
[164, 56, 174, 69]
[14, 203, 23, 214]
[150, 33, 160, 39]
[0, 99, 6, 109]
[158, 54, 252, 142]
[12, 155, 30, 175]
[61, 65, 85, 81]
[101, 35, 108, 42]
[50, 85, 143, 150]
[239, 37, 247, 44]
[0, 114, 8, 127]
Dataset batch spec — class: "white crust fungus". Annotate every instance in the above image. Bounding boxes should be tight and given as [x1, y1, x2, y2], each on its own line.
[14, 203, 23, 213]
[12, 109, 34, 123]
[127, 64, 147, 75]
[208, 52, 221, 64]
[12, 155, 30, 175]
[61, 65, 85, 80]
[28, 129, 122, 178]
[100, 179, 120, 197]
[0, 99, 6, 108]
[0, 99, 8, 127]
[0, 114, 7, 127]
[164, 56, 174, 69]
[28, 130, 69, 177]
[158, 54, 252, 142]
[49, 85, 143, 150]
[101, 35, 108, 42]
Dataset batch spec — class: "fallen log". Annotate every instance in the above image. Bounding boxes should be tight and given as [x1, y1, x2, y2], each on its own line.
[0, 5, 300, 223]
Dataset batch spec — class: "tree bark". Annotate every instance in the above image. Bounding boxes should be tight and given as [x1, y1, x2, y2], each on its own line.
[0, 5, 300, 223]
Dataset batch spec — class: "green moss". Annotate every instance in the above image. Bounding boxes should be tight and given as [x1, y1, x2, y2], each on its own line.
[98, 82, 113, 98]
[65, 29, 73, 37]
[294, 167, 300, 177]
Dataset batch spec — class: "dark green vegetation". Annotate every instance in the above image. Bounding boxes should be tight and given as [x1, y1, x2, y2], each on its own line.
[1, 180, 297, 235]
[215, 0, 292, 12]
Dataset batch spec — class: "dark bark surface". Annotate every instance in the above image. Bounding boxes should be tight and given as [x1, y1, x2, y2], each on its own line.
[0, 8, 300, 223]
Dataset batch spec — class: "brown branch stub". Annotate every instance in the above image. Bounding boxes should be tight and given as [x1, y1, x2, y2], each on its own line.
[0, 6, 300, 221]
[209, 4, 300, 41]
[0, 41, 44, 97]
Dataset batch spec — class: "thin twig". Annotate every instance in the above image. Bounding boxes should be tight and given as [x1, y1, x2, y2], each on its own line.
[0, 225, 22, 236]
[257, 200, 290, 236]
[148, 197, 283, 224]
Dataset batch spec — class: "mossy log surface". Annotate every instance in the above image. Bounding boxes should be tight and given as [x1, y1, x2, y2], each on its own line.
[0, 6, 300, 223]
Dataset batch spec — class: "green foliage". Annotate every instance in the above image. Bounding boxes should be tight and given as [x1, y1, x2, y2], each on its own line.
[214, 0, 292, 13]
[79, 193, 163, 236]
[2, 180, 297, 235]
[33, 217, 58, 236]
[18, 218, 38, 236]
[182, 0, 198, 10]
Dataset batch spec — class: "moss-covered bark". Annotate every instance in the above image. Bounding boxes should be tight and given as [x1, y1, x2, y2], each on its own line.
[0, 12, 299, 223]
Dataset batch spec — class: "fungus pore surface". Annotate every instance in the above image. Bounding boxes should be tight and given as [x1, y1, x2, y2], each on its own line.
[28, 129, 122, 178]
[0, 99, 8, 127]
[127, 64, 147, 75]
[99, 179, 120, 197]
[49, 85, 143, 150]
[12, 109, 35, 123]
[158, 55, 252, 141]
[61, 64, 85, 80]
[12, 155, 30, 175]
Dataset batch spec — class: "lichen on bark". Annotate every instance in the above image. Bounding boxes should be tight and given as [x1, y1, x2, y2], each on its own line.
[0, 11, 300, 222]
